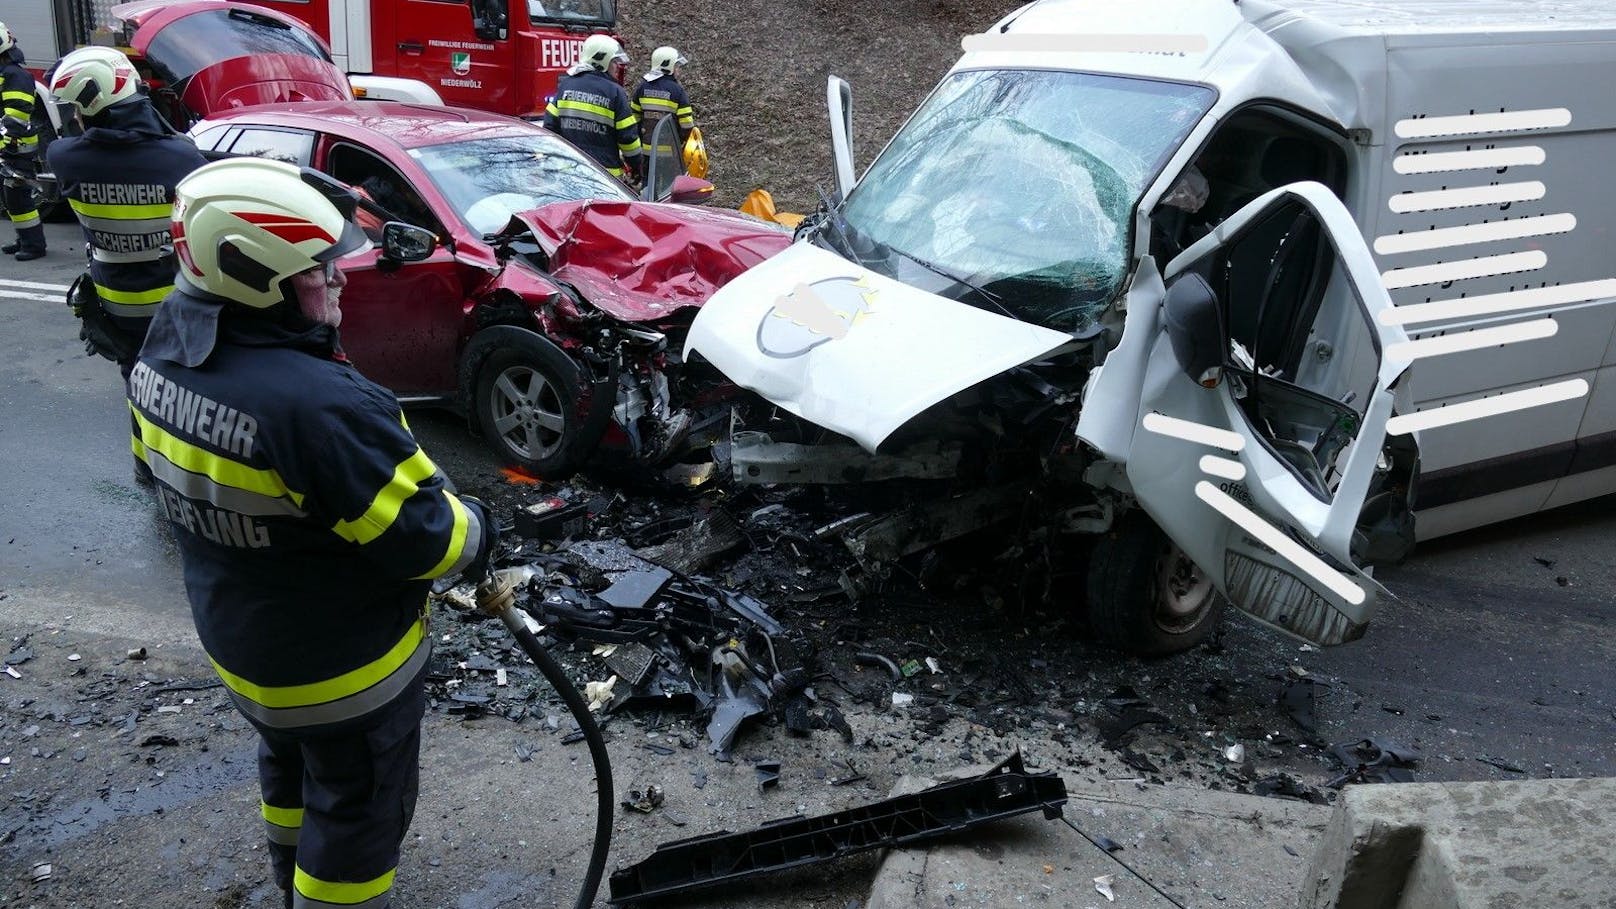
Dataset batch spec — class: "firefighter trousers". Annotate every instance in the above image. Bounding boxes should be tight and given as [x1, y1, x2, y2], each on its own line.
[254, 669, 425, 909]
[2, 156, 45, 253]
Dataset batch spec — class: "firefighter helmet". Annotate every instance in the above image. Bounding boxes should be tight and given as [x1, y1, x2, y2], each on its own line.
[48, 46, 141, 116]
[172, 158, 369, 309]
[0, 22, 16, 56]
[579, 34, 628, 72]
[682, 126, 709, 180]
[650, 46, 686, 75]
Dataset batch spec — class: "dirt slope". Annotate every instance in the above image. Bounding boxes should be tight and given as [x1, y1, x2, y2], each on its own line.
[617, 0, 1026, 210]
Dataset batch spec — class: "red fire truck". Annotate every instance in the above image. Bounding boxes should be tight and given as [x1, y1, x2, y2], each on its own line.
[8, 0, 618, 119]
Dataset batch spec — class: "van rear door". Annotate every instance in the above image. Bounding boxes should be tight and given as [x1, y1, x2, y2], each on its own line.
[1114, 182, 1417, 646]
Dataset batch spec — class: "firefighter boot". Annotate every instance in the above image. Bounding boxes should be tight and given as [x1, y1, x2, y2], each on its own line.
[13, 225, 45, 260]
[0, 239, 16, 254]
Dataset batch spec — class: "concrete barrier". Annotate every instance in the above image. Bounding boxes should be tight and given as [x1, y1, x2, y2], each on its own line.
[1299, 778, 1616, 908]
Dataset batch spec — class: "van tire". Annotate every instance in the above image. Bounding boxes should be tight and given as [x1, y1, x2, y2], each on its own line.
[472, 332, 584, 480]
[1085, 514, 1224, 655]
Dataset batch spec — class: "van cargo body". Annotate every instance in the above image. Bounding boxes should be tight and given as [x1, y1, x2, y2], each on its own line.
[685, 0, 1616, 653]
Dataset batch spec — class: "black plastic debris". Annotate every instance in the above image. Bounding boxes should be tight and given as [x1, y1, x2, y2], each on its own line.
[514, 742, 538, 763]
[1099, 687, 1169, 744]
[623, 784, 666, 814]
[1096, 835, 1124, 853]
[139, 735, 179, 748]
[1280, 678, 1318, 735]
[1255, 773, 1330, 805]
[513, 563, 812, 757]
[755, 760, 781, 791]
[1476, 755, 1526, 774]
[606, 750, 1068, 904]
[1327, 739, 1421, 787]
[816, 706, 854, 744]
[854, 652, 902, 681]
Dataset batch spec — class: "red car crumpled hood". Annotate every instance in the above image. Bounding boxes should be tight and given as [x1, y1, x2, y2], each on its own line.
[511, 200, 792, 324]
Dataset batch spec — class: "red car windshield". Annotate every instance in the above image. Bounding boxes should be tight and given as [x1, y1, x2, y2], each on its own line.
[409, 133, 633, 235]
[143, 8, 332, 85]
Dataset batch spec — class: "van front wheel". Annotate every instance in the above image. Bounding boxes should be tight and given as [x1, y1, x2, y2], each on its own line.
[1085, 515, 1224, 655]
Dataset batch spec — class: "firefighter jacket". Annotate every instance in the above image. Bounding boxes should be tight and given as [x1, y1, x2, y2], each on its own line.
[130, 286, 489, 731]
[47, 99, 209, 320]
[543, 67, 643, 178]
[632, 72, 695, 152]
[0, 52, 37, 158]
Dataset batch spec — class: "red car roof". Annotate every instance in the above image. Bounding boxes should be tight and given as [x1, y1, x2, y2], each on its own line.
[201, 101, 540, 151]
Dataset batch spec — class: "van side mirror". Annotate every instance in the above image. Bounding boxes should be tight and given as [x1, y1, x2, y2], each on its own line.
[471, 0, 508, 40]
[667, 174, 714, 205]
[381, 222, 437, 263]
[1162, 272, 1225, 388]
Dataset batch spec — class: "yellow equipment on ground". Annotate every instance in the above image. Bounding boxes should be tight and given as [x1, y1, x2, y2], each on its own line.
[738, 188, 804, 229]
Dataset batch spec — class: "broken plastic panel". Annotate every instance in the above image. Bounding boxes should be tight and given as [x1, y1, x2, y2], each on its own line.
[606, 750, 1069, 904]
[730, 432, 963, 485]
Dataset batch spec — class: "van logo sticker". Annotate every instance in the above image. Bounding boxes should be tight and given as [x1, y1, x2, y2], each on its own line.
[450, 52, 472, 75]
[756, 276, 877, 359]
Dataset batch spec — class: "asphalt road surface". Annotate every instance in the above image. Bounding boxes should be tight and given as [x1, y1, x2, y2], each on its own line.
[3, 219, 1613, 782]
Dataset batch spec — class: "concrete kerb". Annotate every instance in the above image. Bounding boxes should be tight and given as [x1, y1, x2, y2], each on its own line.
[866, 765, 1331, 909]
[1298, 778, 1616, 909]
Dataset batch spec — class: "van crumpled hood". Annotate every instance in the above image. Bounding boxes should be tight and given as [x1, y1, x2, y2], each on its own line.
[685, 242, 1074, 452]
[512, 200, 792, 324]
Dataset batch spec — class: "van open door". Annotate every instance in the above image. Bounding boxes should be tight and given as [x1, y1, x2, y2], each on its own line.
[1121, 182, 1417, 646]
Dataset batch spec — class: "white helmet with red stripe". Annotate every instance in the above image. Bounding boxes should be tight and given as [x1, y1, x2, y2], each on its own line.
[173, 158, 369, 309]
[48, 46, 142, 116]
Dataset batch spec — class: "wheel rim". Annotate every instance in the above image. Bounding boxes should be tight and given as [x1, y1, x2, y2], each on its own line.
[488, 365, 567, 462]
[1153, 542, 1214, 634]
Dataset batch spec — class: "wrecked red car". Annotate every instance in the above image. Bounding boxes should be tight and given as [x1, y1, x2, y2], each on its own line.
[98, 0, 353, 127]
[189, 101, 792, 476]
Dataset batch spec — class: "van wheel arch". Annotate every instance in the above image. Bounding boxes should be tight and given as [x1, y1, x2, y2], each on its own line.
[1084, 512, 1224, 655]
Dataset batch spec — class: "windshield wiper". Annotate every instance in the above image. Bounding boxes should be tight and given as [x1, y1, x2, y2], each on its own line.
[812, 184, 863, 267]
[890, 248, 1019, 321]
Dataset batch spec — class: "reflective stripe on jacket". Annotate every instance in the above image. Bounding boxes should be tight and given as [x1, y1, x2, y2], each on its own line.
[632, 73, 695, 154]
[131, 289, 486, 730]
[0, 61, 38, 155]
[48, 101, 209, 319]
[543, 68, 643, 176]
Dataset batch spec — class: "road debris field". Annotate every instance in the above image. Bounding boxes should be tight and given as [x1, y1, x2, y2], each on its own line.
[3, 446, 1612, 906]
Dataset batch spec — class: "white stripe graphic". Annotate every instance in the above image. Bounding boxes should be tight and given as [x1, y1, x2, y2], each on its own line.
[1386, 319, 1557, 362]
[1381, 251, 1546, 290]
[1393, 146, 1545, 175]
[1388, 182, 1546, 213]
[1194, 482, 1366, 606]
[0, 290, 62, 303]
[1373, 213, 1575, 256]
[1386, 379, 1589, 436]
[1141, 412, 1245, 452]
[0, 278, 73, 293]
[961, 33, 1210, 54]
[1199, 455, 1246, 481]
[1394, 108, 1571, 139]
[1379, 279, 1616, 326]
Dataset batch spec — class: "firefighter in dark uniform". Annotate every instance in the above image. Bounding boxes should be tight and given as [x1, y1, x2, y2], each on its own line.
[632, 46, 696, 162]
[48, 47, 209, 371]
[543, 33, 644, 181]
[0, 21, 46, 261]
[131, 157, 495, 909]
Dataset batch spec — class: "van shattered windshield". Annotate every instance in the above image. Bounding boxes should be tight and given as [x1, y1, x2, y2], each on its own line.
[837, 70, 1213, 331]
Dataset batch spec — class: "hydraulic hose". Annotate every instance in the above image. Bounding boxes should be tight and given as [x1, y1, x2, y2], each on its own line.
[480, 575, 614, 909]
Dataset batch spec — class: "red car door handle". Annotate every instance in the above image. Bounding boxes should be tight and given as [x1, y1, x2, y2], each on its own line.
[397, 41, 425, 53]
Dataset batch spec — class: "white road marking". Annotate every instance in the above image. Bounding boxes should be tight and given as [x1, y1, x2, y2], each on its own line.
[0, 289, 63, 303]
[0, 278, 73, 293]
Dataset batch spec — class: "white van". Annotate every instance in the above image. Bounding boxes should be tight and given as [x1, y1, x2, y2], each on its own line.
[686, 0, 1616, 653]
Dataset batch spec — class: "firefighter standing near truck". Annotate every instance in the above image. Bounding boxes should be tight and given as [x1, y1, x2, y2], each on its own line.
[543, 33, 644, 182]
[133, 156, 495, 909]
[0, 21, 46, 261]
[47, 46, 209, 374]
[632, 46, 695, 163]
